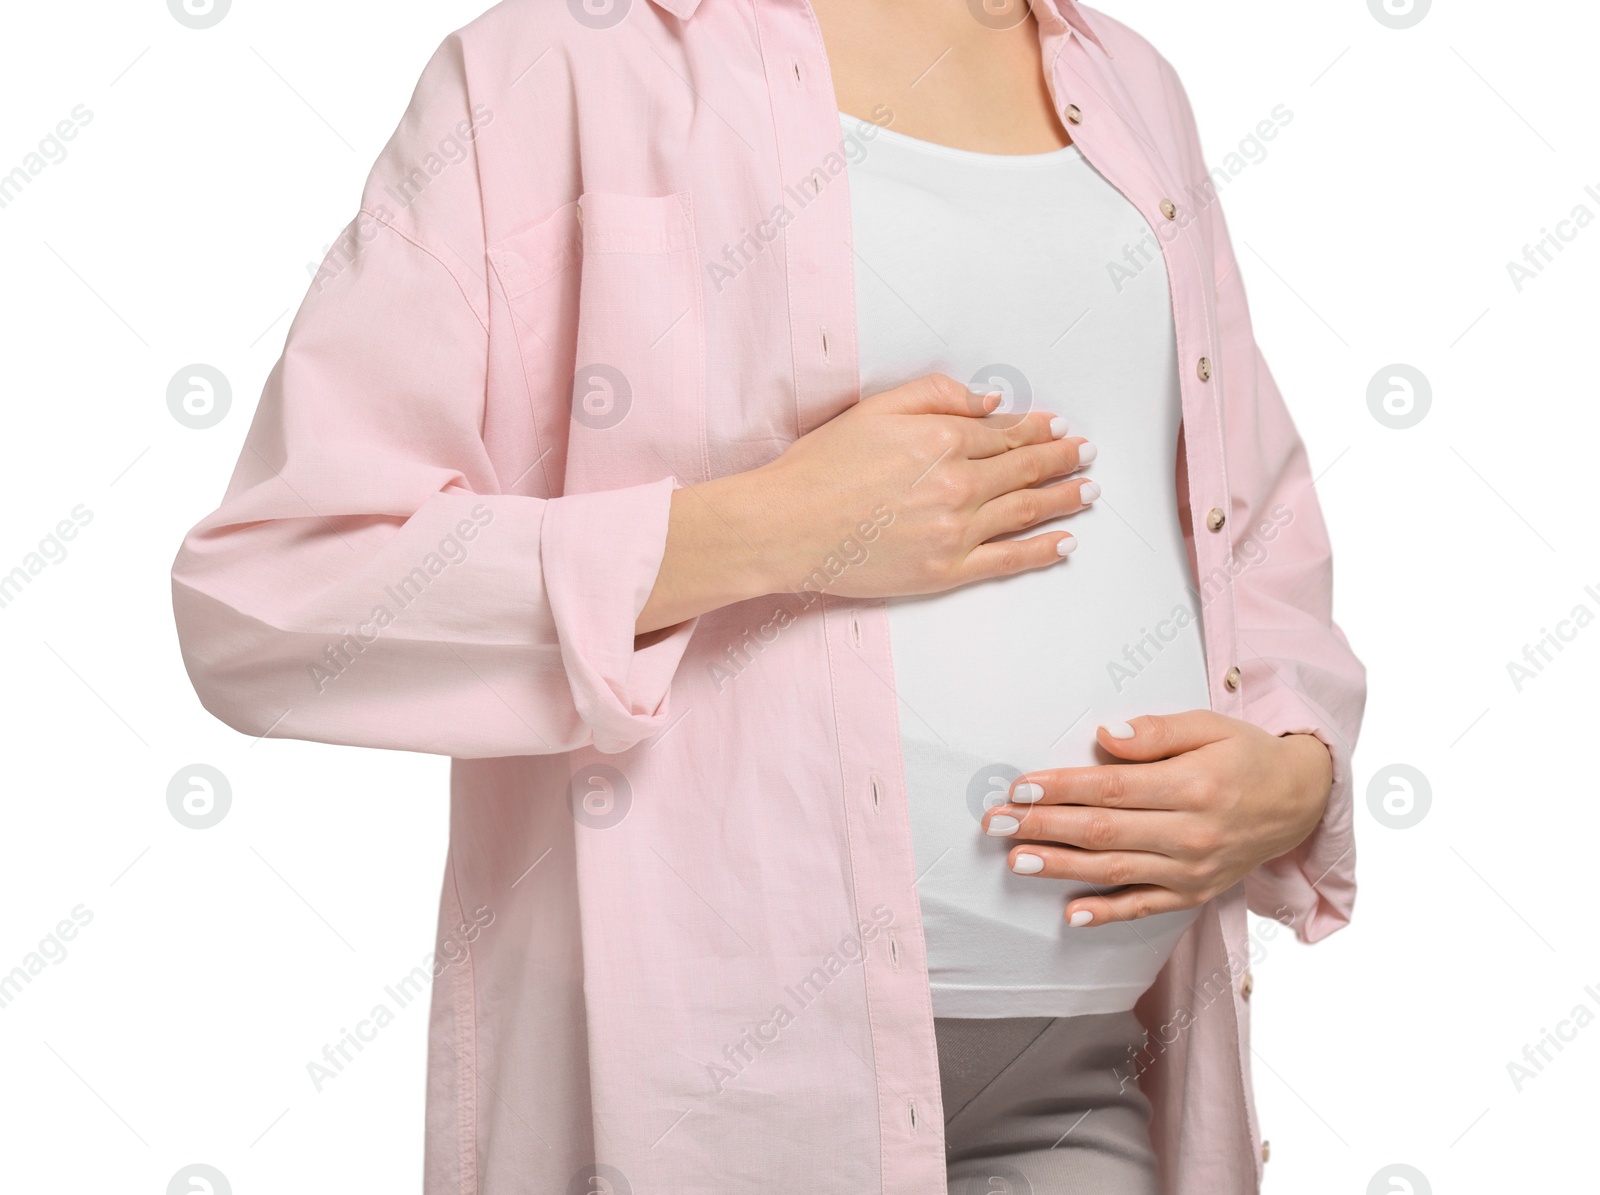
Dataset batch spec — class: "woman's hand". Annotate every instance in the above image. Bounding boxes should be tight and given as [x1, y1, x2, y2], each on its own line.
[751, 373, 1098, 598]
[980, 711, 1334, 927]
[636, 373, 1097, 633]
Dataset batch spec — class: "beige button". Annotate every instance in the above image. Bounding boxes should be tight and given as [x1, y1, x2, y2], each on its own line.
[1224, 666, 1242, 692]
[1206, 507, 1226, 532]
[1160, 198, 1178, 220]
[1196, 356, 1212, 382]
[1261, 1140, 1271, 1163]
[1241, 969, 1254, 999]
[1064, 103, 1083, 125]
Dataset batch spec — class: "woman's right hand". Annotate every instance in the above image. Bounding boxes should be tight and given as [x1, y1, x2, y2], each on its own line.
[636, 373, 1098, 634]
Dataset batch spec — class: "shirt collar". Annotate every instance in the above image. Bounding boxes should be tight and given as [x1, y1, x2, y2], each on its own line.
[647, 0, 1108, 55]
[647, 0, 703, 18]
[1030, 0, 1109, 54]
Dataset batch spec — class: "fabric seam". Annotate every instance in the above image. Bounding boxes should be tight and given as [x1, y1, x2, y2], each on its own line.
[364, 207, 490, 335]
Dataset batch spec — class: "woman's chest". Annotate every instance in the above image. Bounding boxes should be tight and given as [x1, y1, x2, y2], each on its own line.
[808, 0, 1072, 155]
[473, 10, 1215, 506]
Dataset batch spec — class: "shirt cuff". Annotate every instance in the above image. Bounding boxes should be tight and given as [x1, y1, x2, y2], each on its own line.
[1241, 679, 1356, 944]
[539, 475, 698, 754]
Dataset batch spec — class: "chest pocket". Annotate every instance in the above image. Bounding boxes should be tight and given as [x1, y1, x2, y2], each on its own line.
[488, 190, 708, 495]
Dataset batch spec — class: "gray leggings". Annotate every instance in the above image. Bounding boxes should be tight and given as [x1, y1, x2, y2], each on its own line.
[935, 1011, 1160, 1195]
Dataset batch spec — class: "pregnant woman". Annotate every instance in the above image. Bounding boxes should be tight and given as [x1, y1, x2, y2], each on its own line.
[171, 1, 1365, 1192]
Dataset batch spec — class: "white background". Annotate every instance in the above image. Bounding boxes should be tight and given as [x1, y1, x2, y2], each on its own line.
[1, 0, 1594, 1191]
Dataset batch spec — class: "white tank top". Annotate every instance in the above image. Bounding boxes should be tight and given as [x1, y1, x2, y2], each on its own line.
[841, 111, 1212, 1017]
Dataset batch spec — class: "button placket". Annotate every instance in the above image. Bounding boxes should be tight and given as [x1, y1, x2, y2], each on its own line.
[1051, 42, 1239, 731]
[753, 7, 949, 1185]
[1041, 34, 1259, 1187]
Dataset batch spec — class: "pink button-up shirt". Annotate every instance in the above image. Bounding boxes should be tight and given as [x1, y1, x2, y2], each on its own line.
[171, 1, 1366, 1191]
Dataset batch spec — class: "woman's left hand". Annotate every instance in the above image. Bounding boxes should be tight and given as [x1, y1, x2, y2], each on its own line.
[980, 711, 1334, 928]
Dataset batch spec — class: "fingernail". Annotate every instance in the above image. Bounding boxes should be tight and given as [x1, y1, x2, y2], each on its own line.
[1012, 854, 1045, 875]
[1068, 909, 1095, 927]
[1012, 782, 1045, 803]
[986, 815, 1020, 837]
[1055, 536, 1077, 557]
[1079, 480, 1101, 504]
[1050, 416, 1069, 438]
[1076, 440, 1098, 465]
[1101, 721, 1136, 740]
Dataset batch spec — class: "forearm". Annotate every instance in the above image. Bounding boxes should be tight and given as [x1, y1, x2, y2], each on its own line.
[635, 468, 781, 636]
[634, 374, 1087, 636]
[1278, 731, 1334, 838]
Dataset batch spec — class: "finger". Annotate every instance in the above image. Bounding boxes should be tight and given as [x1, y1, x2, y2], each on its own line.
[965, 408, 1072, 459]
[1012, 758, 1188, 811]
[969, 433, 1093, 500]
[971, 474, 1099, 539]
[957, 529, 1079, 583]
[981, 803, 1176, 855]
[1001, 843, 1187, 892]
[1095, 710, 1235, 762]
[1059, 884, 1197, 929]
[868, 372, 1001, 419]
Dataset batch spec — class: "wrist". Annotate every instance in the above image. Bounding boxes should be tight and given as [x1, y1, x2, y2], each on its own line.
[633, 472, 772, 635]
[706, 464, 793, 598]
[659, 468, 789, 620]
[1280, 731, 1334, 825]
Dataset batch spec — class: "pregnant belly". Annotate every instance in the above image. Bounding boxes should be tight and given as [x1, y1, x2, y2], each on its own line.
[886, 499, 1213, 774]
[885, 505, 1215, 1012]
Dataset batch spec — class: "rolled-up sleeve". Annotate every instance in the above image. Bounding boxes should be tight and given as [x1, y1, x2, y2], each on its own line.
[170, 33, 697, 759]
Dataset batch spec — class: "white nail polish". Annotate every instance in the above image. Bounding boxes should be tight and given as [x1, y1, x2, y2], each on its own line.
[1079, 480, 1101, 503]
[986, 815, 1020, 837]
[1055, 536, 1077, 557]
[1050, 416, 1069, 438]
[1012, 854, 1045, 875]
[1076, 441, 1098, 465]
[1101, 721, 1136, 740]
[1068, 910, 1095, 927]
[1012, 782, 1045, 803]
